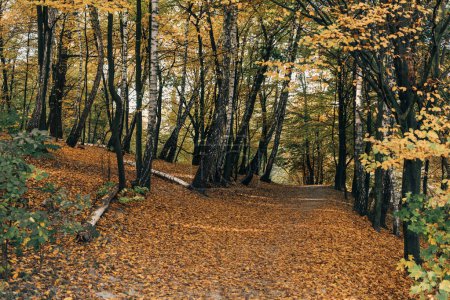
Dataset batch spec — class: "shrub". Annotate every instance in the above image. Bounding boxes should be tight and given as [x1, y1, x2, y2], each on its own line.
[398, 191, 450, 299]
[117, 186, 149, 204]
[96, 181, 117, 198]
[0, 110, 20, 134]
[0, 131, 87, 280]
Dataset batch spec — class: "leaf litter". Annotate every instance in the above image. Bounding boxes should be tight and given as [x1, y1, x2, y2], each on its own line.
[4, 145, 411, 299]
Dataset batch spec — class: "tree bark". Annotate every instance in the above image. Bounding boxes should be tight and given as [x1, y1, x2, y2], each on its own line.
[135, 0, 143, 178]
[372, 99, 384, 231]
[66, 7, 104, 147]
[120, 12, 129, 137]
[48, 18, 69, 139]
[138, 0, 159, 188]
[20, 25, 32, 129]
[77, 185, 119, 242]
[27, 6, 56, 131]
[106, 12, 126, 190]
[352, 69, 366, 215]
[159, 91, 197, 163]
[0, 0, 10, 112]
[159, 13, 191, 162]
[191, 4, 235, 188]
[192, 17, 206, 166]
[222, 35, 274, 182]
[334, 55, 347, 191]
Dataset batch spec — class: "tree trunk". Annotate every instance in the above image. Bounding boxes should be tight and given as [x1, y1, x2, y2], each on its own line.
[372, 99, 384, 231]
[135, 0, 143, 178]
[401, 159, 422, 262]
[153, 62, 163, 157]
[138, 0, 159, 188]
[191, 4, 235, 188]
[219, 5, 238, 177]
[241, 122, 275, 185]
[122, 113, 136, 153]
[66, 7, 104, 147]
[260, 22, 301, 182]
[48, 18, 69, 139]
[77, 185, 119, 242]
[27, 6, 56, 131]
[422, 159, 430, 196]
[159, 92, 196, 163]
[353, 69, 366, 215]
[120, 12, 129, 137]
[159, 13, 191, 162]
[334, 55, 347, 191]
[362, 87, 373, 215]
[442, 157, 450, 190]
[0, 0, 10, 112]
[107, 12, 126, 190]
[192, 18, 206, 166]
[222, 39, 273, 182]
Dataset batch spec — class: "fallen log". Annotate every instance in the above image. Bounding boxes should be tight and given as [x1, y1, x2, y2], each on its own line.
[76, 142, 107, 149]
[76, 185, 119, 242]
[124, 160, 190, 188]
[151, 169, 190, 188]
[80, 146, 191, 188]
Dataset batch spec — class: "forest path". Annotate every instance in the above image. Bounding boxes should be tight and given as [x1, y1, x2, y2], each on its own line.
[11, 146, 410, 299]
[86, 175, 410, 299]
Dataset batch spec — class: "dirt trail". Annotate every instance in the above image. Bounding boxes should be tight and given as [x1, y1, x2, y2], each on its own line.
[87, 180, 410, 299]
[7, 146, 410, 299]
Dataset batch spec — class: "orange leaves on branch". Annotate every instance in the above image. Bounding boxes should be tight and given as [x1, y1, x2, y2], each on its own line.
[302, 2, 430, 54]
[361, 104, 450, 172]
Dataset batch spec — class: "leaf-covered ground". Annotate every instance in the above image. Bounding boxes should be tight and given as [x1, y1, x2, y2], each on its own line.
[4, 145, 411, 299]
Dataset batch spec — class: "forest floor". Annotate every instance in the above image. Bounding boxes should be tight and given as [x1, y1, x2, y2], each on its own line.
[3, 145, 411, 299]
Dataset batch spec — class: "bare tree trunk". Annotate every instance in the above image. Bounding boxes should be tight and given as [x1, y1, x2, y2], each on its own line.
[191, 4, 235, 188]
[77, 185, 119, 242]
[66, 7, 104, 147]
[353, 69, 366, 215]
[442, 157, 450, 190]
[159, 12, 191, 162]
[192, 17, 206, 166]
[159, 92, 197, 162]
[20, 25, 32, 129]
[48, 17, 69, 139]
[222, 37, 273, 182]
[260, 22, 301, 182]
[334, 54, 347, 190]
[27, 6, 56, 131]
[373, 99, 384, 231]
[153, 62, 163, 156]
[107, 12, 126, 190]
[0, 0, 10, 111]
[120, 12, 129, 136]
[138, 0, 159, 188]
[219, 5, 238, 176]
[135, 0, 143, 178]
[242, 90, 275, 185]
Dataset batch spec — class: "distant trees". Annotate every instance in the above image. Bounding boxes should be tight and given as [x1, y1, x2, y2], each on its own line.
[276, 0, 449, 266]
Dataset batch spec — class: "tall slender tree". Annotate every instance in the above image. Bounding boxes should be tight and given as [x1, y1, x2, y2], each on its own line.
[27, 6, 56, 131]
[138, 0, 159, 188]
[66, 7, 104, 147]
[107, 10, 126, 190]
